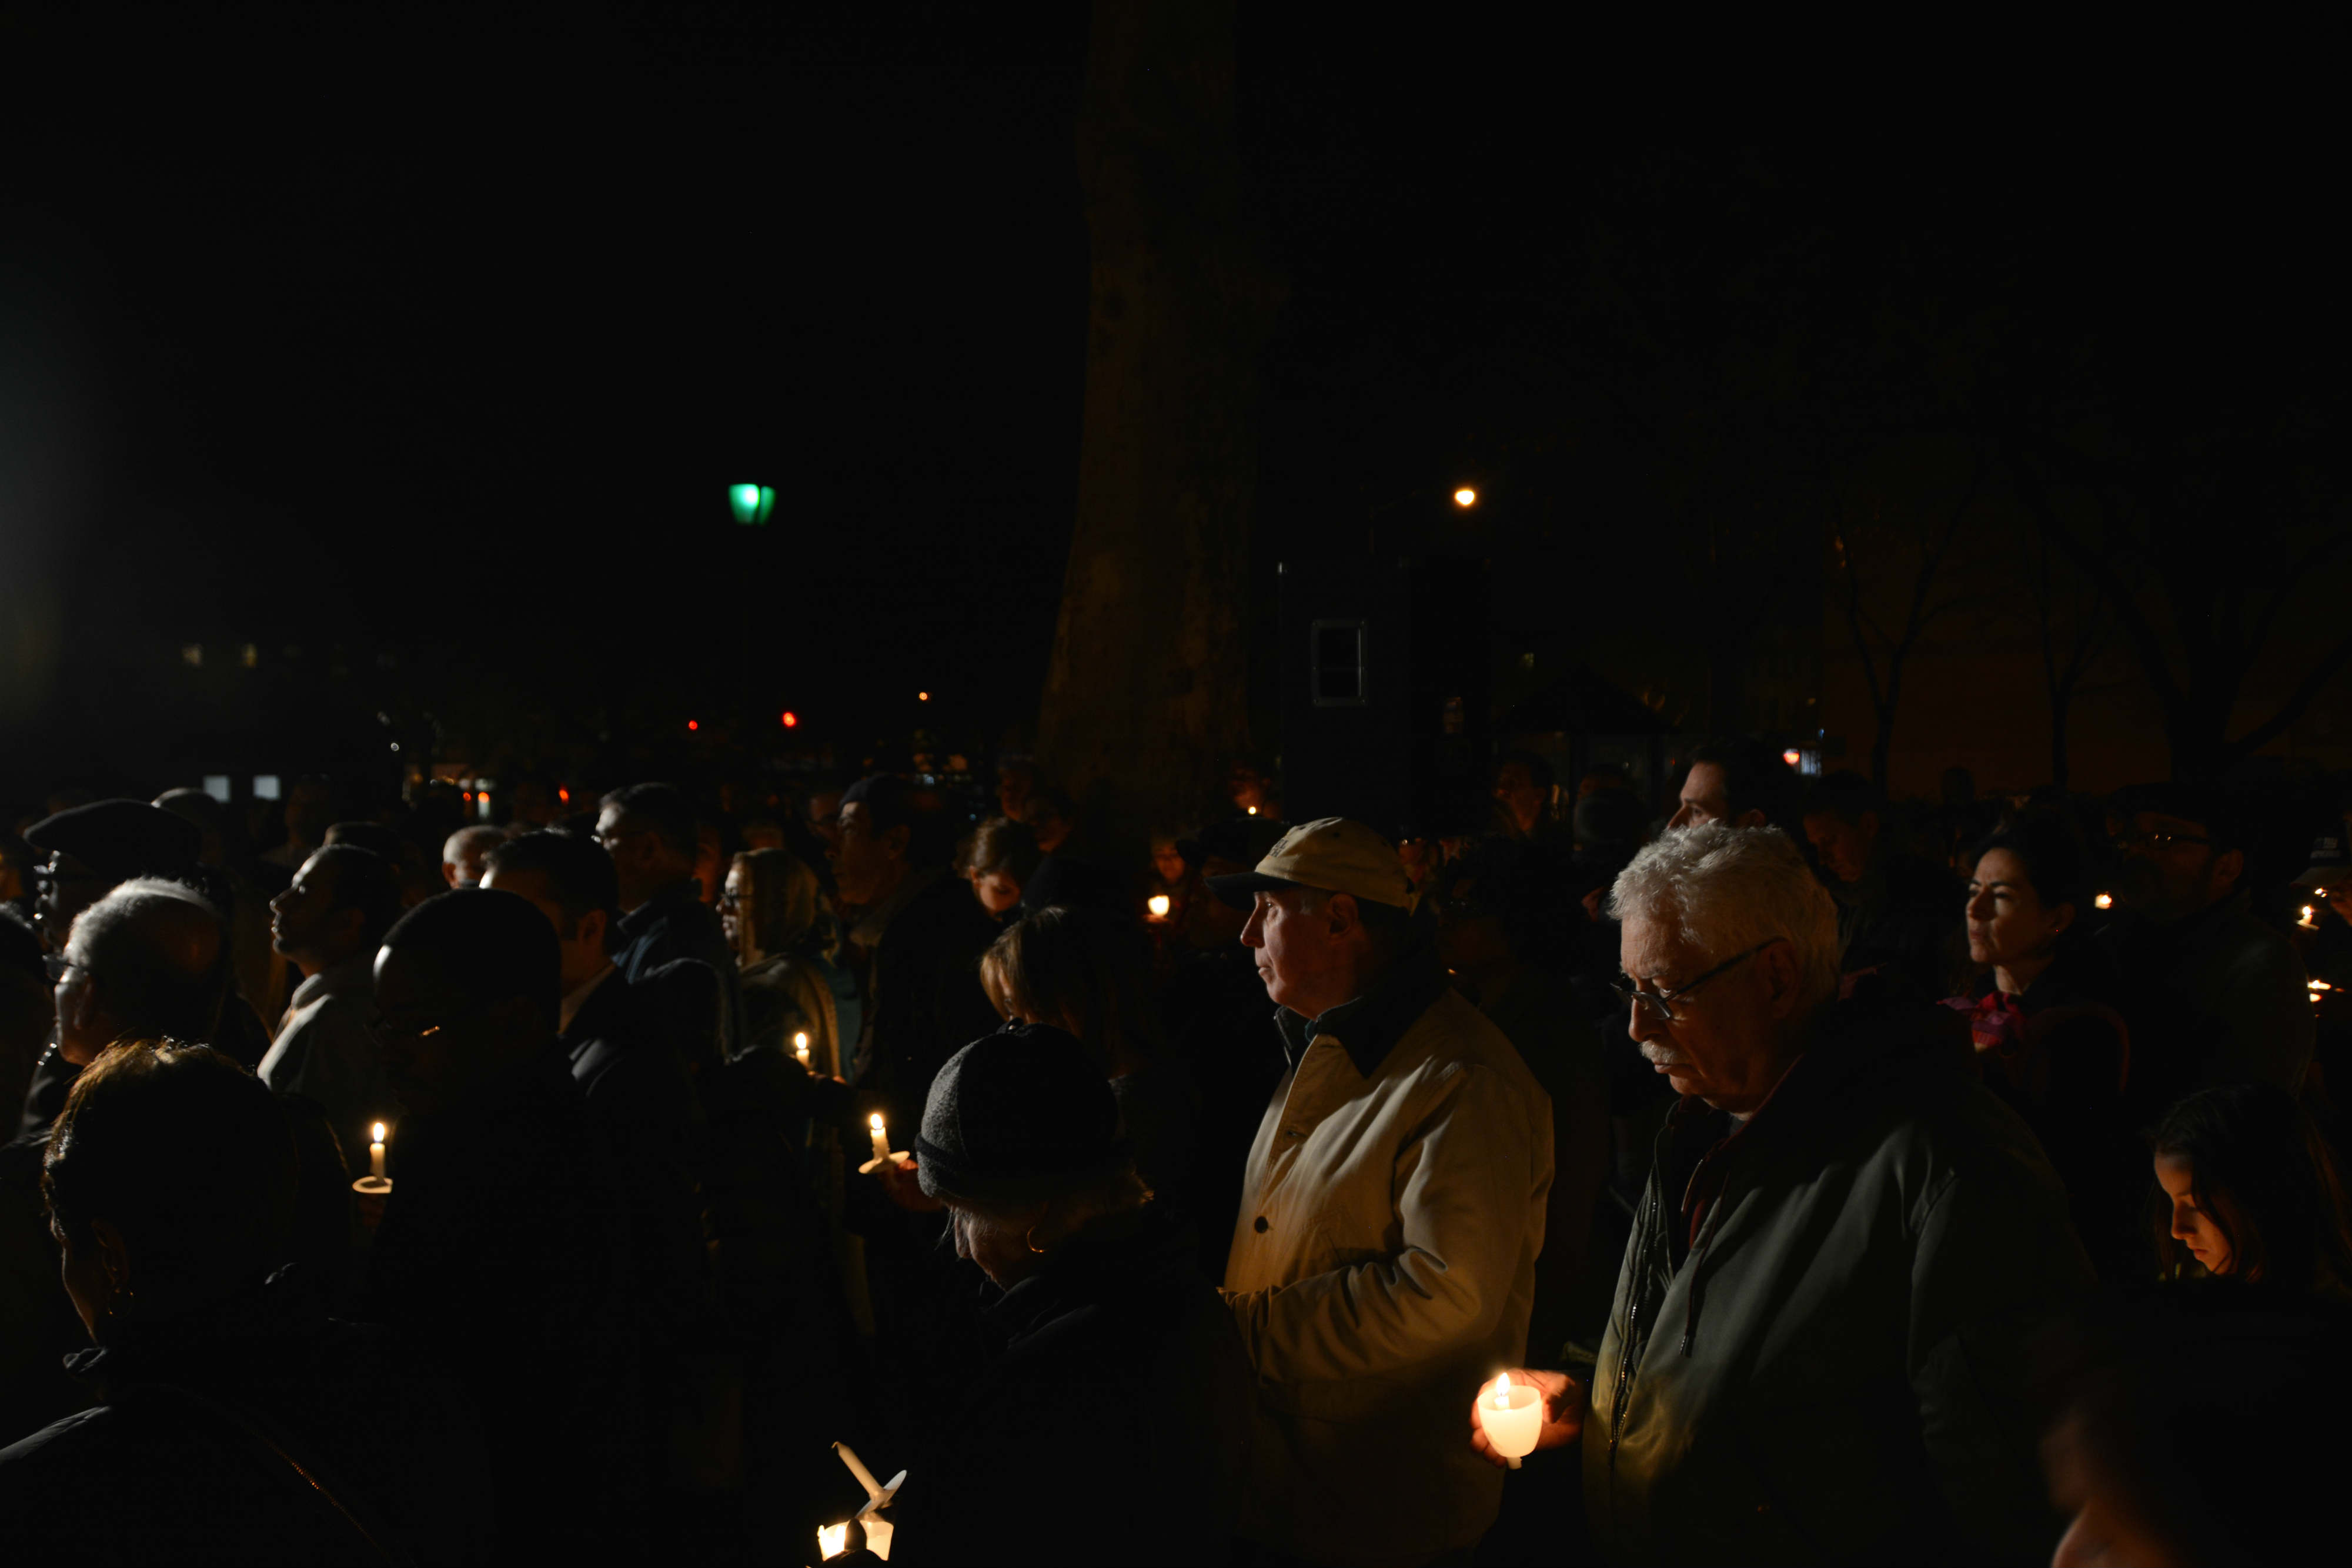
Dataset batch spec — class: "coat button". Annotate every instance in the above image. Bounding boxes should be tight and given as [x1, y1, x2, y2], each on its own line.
[1253, 1215, 1269, 1233]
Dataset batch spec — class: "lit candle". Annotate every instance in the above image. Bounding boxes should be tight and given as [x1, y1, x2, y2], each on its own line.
[2094, 892, 2113, 910]
[868, 1113, 890, 1165]
[793, 1031, 812, 1067]
[1147, 894, 1171, 919]
[369, 1122, 387, 1181]
[2301, 905, 2320, 930]
[1476, 1372, 1542, 1470]
[817, 1522, 848, 1560]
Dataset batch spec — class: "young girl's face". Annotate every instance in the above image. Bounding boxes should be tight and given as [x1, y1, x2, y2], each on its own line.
[2154, 1151, 2234, 1275]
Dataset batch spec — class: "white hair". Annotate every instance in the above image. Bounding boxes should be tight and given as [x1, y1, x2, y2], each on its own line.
[1608, 824, 1840, 1009]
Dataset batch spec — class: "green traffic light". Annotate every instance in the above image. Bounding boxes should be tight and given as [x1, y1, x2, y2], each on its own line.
[729, 484, 776, 525]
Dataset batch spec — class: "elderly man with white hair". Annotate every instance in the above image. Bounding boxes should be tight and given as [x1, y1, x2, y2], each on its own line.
[1471, 824, 2089, 1565]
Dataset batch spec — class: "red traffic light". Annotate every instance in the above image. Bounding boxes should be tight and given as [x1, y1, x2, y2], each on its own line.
[781, 711, 799, 728]
[687, 720, 699, 732]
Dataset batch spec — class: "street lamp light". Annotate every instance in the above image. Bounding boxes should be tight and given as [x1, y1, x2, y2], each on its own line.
[729, 484, 776, 526]
[1454, 487, 1478, 509]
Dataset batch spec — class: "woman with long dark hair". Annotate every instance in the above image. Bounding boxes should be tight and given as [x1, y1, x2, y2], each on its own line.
[2150, 1081, 2352, 1297]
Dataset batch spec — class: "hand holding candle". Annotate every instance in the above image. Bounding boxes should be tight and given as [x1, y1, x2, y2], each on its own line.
[1469, 1368, 1582, 1469]
[1147, 894, 1171, 920]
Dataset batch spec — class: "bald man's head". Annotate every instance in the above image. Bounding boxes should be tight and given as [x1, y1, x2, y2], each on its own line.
[58, 880, 231, 1065]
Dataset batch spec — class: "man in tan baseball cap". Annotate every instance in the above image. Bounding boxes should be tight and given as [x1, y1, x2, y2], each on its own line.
[1208, 817, 1554, 1566]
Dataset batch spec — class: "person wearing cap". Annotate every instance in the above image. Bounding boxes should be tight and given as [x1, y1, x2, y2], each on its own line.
[1209, 817, 1553, 1567]
[2098, 783, 2312, 1123]
[887, 1022, 1253, 1566]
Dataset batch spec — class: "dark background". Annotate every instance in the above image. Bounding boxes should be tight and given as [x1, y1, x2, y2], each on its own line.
[5, 6, 2346, 803]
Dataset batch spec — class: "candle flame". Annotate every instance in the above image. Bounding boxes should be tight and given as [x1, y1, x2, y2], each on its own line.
[817, 1522, 848, 1559]
[1148, 894, 1171, 918]
[2310, 979, 2333, 992]
[2094, 892, 2113, 910]
[1246, 805, 1258, 815]
[1492, 1371, 1512, 1407]
[371, 1122, 386, 1143]
[870, 1113, 886, 1132]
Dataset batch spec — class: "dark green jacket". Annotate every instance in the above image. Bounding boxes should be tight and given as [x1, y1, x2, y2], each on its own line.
[1585, 994, 2090, 1566]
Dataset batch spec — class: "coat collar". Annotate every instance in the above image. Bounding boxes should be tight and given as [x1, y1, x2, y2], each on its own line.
[1274, 943, 1450, 1079]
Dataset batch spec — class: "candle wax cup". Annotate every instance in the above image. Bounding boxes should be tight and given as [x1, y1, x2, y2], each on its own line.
[1476, 1383, 1544, 1467]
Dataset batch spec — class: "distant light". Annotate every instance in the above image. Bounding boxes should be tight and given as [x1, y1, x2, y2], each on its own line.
[917, 691, 930, 702]
[390, 742, 401, 753]
[201, 775, 231, 804]
[558, 787, 571, 804]
[1782, 748, 1802, 768]
[181, 643, 203, 667]
[1247, 805, 1258, 816]
[728, 483, 776, 525]
[241, 643, 258, 668]
[252, 774, 281, 801]
[2094, 892, 2113, 910]
[1454, 487, 1478, 509]
[781, 711, 799, 728]
[688, 719, 699, 731]
[463, 791, 474, 804]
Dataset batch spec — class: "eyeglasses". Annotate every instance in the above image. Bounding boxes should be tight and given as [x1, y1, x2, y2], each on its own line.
[2126, 830, 2213, 852]
[717, 891, 745, 909]
[1610, 939, 1779, 1024]
[369, 1011, 450, 1042]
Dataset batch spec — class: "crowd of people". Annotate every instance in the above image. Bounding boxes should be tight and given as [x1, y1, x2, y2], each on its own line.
[0, 737, 2346, 1566]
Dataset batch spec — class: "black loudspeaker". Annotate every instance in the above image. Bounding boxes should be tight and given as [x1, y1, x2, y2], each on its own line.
[1277, 557, 1491, 838]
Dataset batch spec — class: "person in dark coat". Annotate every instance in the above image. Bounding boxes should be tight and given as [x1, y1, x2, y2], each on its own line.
[1802, 771, 1966, 999]
[827, 775, 1001, 1135]
[1479, 825, 2090, 1567]
[598, 782, 745, 1059]
[1155, 816, 1288, 1278]
[0, 1038, 492, 1563]
[877, 1023, 1253, 1567]
[482, 832, 716, 1512]
[2098, 784, 2313, 1124]
[1948, 814, 2141, 1280]
[359, 888, 634, 1556]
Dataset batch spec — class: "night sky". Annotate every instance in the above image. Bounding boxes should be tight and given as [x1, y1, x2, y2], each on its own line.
[6, 9, 2347, 800]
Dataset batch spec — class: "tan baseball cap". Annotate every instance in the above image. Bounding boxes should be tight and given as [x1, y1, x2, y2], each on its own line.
[1206, 816, 1414, 911]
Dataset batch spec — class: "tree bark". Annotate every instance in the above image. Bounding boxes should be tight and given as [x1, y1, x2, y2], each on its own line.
[1035, 1, 1272, 850]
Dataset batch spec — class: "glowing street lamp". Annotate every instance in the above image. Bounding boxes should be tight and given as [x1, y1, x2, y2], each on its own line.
[728, 484, 776, 526]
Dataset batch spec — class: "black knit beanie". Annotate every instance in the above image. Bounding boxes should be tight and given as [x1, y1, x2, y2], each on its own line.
[914, 1022, 1129, 1206]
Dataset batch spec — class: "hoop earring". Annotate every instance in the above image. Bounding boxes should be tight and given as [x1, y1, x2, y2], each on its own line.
[1025, 1227, 1047, 1255]
[104, 1281, 134, 1321]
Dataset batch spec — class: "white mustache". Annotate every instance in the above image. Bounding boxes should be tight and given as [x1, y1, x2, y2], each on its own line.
[1640, 1043, 1687, 1069]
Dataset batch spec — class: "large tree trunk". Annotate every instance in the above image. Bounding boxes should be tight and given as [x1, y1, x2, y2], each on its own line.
[1035, 1, 1272, 852]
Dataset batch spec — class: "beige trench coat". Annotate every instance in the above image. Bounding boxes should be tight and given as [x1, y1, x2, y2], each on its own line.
[1224, 984, 1553, 1566]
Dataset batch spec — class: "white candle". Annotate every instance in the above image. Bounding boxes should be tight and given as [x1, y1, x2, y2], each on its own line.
[834, 1440, 884, 1500]
[868, 1113, 890, 1164]
[369, 1122, 387, 1181]
[793, 1031, 812, 1066]
[1476, 1372, 1542, 1469]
